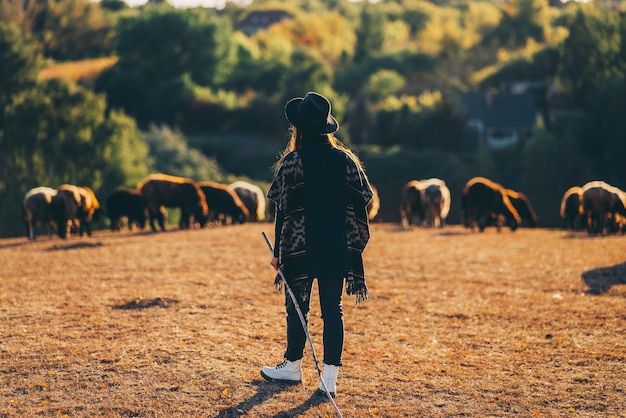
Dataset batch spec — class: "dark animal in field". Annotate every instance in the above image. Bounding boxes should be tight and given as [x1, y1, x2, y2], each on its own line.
[367, 184, 380, 221]
[229, 181, 266, 222]
[138, 173, 208, 232]
[400, 178, 450, 228]
[461, 177, 521, 232]
[400, 180, 424, 229]
[581, 181, 626, 235]
[106, 188, 147, 231]
[560, 186, 584, 231]
[420, 178, 450, 228]
[50, 185, 82, 239]
[504, 189, 537, 228]
[198, 181, 249, 225]
[23, 186, 57, 240]
[75, 186, 101, 237]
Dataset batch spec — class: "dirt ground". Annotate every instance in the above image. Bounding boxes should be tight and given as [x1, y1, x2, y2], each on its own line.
[0, 223, 625, 417]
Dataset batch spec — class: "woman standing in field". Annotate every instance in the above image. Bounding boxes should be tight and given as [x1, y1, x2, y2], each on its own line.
[261, 92, 374, 398]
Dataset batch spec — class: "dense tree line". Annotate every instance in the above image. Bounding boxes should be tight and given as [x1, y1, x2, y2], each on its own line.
[1, 0, 626, 237]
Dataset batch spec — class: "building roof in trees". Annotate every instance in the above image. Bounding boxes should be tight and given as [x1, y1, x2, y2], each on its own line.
[239, 10, 293, 36]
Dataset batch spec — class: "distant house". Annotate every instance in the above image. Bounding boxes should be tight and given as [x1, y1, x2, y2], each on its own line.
[459, 91, 537, 149]
[239, 10, 293, 36]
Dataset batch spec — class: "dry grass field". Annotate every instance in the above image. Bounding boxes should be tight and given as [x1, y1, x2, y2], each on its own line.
[1, 223, 625, 417]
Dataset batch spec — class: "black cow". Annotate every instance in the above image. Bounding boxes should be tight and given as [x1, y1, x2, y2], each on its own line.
[400, 180, 424, 229]
[50, 185, 81, 239]
[461, 177, 521, 232]
[106, 188, 147, 231]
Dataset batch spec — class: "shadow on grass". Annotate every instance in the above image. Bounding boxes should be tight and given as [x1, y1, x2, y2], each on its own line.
[0, 240, 27, 249]
[112, 297, 179, 309]
[46, 241, 104, 251]
[215, 380, 324, 418]
[272, 392, 327, 417]
[582, 262, 626, 295]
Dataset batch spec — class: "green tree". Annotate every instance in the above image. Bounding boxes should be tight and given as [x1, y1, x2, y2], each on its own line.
[558, 8, 622, 107]
[402, 2, 430, 37]
[35, 0, 115, 60]
[96, 110, 152, 196]
[0, 78, 153, 237]
[2, 80, 107, 187]
[115, 7, 235, 87]
[0, 22, 41, 201]
[143, 125, 223, 182]
[365, 69, 406, 101]
[582, 78, 626, 183]
[354, 4, 385, 62]
[417, 90, 467, 153]
[96, 7, 236, 126]
[0, 23, 39, 114]
[280, 47, 334, 100]
[481, 0, 548, 48]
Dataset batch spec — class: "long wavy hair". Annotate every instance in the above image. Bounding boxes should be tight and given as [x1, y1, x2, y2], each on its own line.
[273, 125, 366, 174]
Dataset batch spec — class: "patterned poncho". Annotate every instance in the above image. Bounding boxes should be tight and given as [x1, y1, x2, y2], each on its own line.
[267, 148, 374, 305]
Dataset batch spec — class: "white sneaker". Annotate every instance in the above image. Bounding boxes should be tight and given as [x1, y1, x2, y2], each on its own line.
[316, 364, 338, 397]
[261, 358, 302, 383]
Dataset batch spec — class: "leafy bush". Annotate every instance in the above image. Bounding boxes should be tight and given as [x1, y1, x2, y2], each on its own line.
[143, 125, 223, 183]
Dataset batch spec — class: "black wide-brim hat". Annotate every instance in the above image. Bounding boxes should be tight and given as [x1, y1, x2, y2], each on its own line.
[285, 92, 339, 134]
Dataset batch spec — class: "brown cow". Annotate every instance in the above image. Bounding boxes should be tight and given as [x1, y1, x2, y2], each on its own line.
[138, 173, 208, 232]
[76, 186, 101, 237]
[560, 186, 584, 231]
[106, 188, 147, 231]
[461, 177, 521, 232]
[23, 186, 57, 240]
[229, 181, 266, 222]
[198, 181, 249, 225]
[581, 181, 626, 235]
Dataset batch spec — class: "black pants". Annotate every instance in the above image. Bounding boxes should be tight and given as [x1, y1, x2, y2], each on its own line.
[284, 275, 344, 366]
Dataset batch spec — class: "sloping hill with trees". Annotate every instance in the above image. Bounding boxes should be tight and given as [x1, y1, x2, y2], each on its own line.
[2, 0, 626, 236]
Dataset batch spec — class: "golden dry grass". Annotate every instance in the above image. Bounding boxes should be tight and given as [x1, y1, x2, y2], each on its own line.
[39, 57, 118, 82]
[1, 223, 625, 417]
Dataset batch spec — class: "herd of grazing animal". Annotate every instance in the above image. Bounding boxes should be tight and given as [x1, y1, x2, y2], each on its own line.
[396, 176, 538, 233]
[399, 176, 624, 235]
[22, 174, 268, 240]
[21, 173, 626, 240]
[23, 184, 102, 240]
[563, 180, 626, 235]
